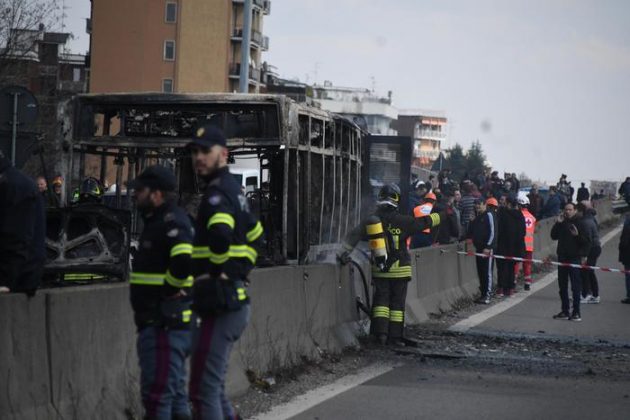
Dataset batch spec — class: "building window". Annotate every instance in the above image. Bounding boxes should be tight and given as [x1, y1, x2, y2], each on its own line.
[165, 2, 177, 23]
[164, 40, 175, 61]
[73, 67, 81, 82]
[162, 79, 173, 93]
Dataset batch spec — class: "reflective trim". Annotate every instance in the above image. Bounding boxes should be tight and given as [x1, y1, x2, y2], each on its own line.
[208, 250, 230, 265]
[390, 310, 404, 322]
[207, 213, 235, 230]
[170, 243, 193, 257]
[192, 246, 211, 259]
[372, 305, 390, 319]
[63, 273, 105, 281]
[130, 272, 165, 286]
[372, 265, 412, 279]
[430, 213, 441, 226]
[246, 221, 264, 242]
[192, 244, 258, 265]
[236, 287, 248, 301]
[182, 309, 192, 323]
[164, 271, 193, 288]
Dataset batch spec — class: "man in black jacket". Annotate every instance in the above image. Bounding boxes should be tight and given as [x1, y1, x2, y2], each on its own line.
[496, 195, 526, 297]
[550, 202, 591, 321]
[576, 183, 590, 203]
[0, 152, 45, 295]
[468, 197, 499, 304]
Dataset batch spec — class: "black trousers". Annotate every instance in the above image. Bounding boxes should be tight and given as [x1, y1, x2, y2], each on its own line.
[496, 259, 516, 290]
[581, 245, 602, 297]
[370, 278, 409, 339]
[558, 261, 582, 315]
[475, 253, 494, 297]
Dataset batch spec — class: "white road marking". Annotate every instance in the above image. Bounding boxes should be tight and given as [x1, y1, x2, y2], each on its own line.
[449, 224, 623, 333]
[251, 362, 399, 420]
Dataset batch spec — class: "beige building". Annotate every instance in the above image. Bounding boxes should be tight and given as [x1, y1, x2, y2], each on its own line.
[89, 0, 271, 94]
[394, 110, 447, 169]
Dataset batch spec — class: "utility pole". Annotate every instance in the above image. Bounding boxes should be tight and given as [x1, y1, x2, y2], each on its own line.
[239, 0, 253, 93]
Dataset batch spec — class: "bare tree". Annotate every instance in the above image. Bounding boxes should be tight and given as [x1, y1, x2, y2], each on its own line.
[0, 0, 60, 78]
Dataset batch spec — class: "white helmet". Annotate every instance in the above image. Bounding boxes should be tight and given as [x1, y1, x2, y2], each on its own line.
[517, 191, 530, 206]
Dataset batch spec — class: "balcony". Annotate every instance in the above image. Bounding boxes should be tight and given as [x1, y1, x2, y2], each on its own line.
[415, 129, 445, 140]
[232, 28, 269, 50]
[228, 63, 261, 84]
[232, 0, 271, 14]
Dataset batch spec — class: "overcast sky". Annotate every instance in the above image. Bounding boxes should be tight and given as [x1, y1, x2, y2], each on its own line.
[65, 0, 629, 185]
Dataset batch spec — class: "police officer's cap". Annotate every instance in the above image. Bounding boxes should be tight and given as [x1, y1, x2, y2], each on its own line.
[187, 123, 227, 149]
[129, 165, 177, 192]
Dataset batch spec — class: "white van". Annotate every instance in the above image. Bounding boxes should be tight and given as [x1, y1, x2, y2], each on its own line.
[231, 168, 260, 195]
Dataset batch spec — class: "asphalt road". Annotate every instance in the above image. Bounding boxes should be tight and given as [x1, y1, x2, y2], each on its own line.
[256, 224, 630, 420]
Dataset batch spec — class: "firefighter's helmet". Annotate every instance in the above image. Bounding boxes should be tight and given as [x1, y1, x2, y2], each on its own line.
[377, 183, 401, 209]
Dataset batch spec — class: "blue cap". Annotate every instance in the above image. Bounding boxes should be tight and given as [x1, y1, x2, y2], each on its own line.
[187, 124, 227, 149]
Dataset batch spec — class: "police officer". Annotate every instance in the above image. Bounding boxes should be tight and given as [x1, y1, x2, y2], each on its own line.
[338, 184, 441, 346]
[187, 125, 263, 420]
[129, 165, 194, 420]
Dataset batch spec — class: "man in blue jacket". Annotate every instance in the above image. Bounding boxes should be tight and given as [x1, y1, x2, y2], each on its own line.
[542, 186, 563, 219]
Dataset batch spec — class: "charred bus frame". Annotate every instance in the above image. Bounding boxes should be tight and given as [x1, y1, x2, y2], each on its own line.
[61, 93, 366, 264]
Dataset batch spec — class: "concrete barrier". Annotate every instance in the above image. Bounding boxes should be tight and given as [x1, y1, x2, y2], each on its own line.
[1, 200, 620, 419]
[0, 293, 51, 420]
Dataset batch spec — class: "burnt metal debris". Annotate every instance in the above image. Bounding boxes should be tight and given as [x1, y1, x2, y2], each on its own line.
[54, 93, 367, 267]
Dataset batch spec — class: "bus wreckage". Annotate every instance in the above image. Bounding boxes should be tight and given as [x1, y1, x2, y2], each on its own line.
[47, 93, 394, 281]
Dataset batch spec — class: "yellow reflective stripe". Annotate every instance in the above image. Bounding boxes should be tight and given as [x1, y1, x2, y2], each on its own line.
[430, 213, 441, 227]
[246, 221, 264, 242]
[207, 213, 235, 230]
[229, 244, 258, 265]
[372, 265, 412, 279]
[372, 306, 390, 319]
[209, 250, 230, 265]
[164, 271, 193, 288]
[192, 245, 258, 265]
[63, 273, 105, 281]
[390, 310, 404, 322]
[193, 246, 211, 259]
[182, 309, 192, 323]
[366, 222, 383, 235]
[130, 272, 165, 286]
[170, 243, 193, 257]
[236, 287, 247, 301]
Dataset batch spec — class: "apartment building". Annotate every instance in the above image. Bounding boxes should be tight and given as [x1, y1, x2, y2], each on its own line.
[88, 0, 271, 94]
[394, 110, 447, 169]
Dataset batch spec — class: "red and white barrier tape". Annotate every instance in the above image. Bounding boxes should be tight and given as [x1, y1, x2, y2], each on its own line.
[440, 249, 630, 275]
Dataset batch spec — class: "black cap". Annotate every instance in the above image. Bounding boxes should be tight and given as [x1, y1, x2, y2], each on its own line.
[129, 165, 177, 191]
[187, 124, 227, 149]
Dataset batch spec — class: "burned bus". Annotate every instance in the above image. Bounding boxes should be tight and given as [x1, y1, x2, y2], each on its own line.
[51, 93, 366, 272]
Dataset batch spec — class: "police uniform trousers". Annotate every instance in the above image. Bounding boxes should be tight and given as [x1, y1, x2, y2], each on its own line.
[370, 278, 409, 339]
[189, 304, 250, 420]
[137, 326, 191, 420]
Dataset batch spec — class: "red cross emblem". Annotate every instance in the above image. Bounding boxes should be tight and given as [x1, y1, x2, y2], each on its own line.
[526, 218, 533, 228]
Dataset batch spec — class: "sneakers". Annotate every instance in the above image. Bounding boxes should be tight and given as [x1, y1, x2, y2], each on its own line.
[588, 296, 601, 304]
[475, 296, 491, 305]
[580, 295, 593, 304]
[553, 312, 570, 320]
[570, 313, 582, 322]
[506, 289, 516, 297]
[495, 288, 504, 298]
[524, 283, 531, 291]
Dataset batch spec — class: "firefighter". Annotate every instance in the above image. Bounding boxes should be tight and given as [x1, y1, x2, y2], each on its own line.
[515, 191, 536, 291]
[129, 165, 194, 420]
[187, 125, 264, 420]
[338, 183, 441, 346]
[410, 191, 437, 248]
[63, 177, 107, 282]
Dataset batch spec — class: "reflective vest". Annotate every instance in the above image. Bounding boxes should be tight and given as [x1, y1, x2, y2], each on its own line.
[522, 208, 536, 252]
[413, 202, 434, 233]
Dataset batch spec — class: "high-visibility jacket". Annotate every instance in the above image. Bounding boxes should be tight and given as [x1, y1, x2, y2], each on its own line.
[342, 207, 441, 279]
[130, 202, 194, 329]
[413, 202, 434, 233]
[192, 167, 264, 293]
[522, 208, 536, 252]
